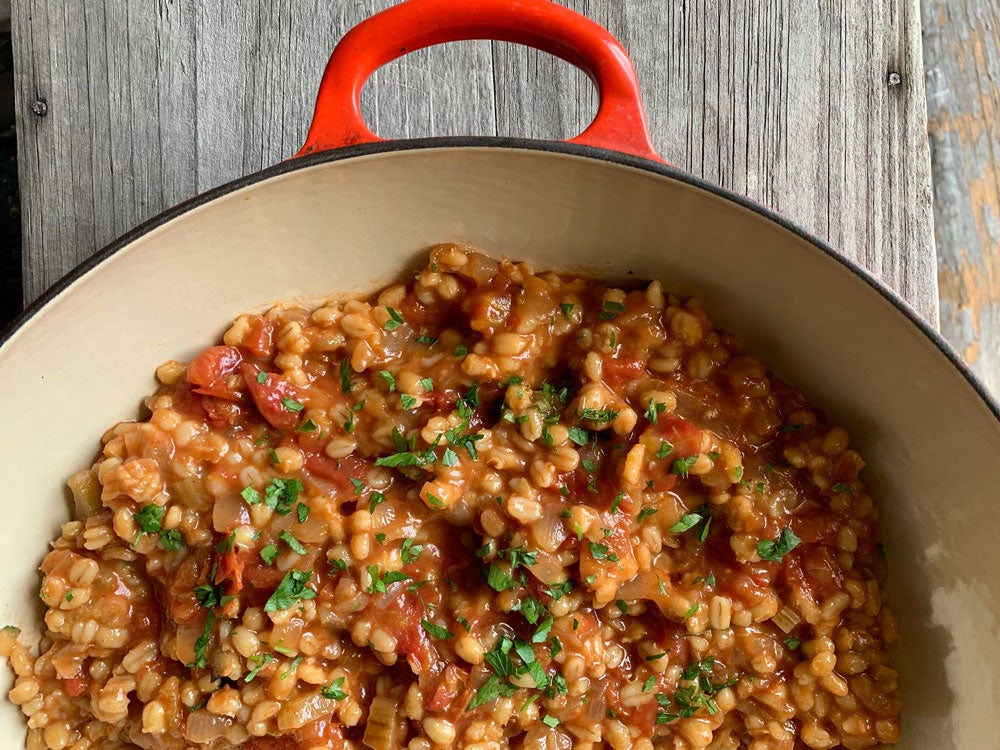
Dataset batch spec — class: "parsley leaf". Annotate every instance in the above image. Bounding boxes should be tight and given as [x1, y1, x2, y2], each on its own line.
[401, 538, 422, 564]
[383, 307, 405, 331]
[486, 564, 518, 592]
[670, 455, 699, 478]
[264, 570, 316, 612]
[421, 620, 456, 640]
[278, 530, 306, 555]
[757, 528, 801, 562]
[377, 370, 396, 392]
[282, 397, 304, 413]
[321, 677, 347, 700]
[244, 653, 275, 682]
[467, 674, 515, 709]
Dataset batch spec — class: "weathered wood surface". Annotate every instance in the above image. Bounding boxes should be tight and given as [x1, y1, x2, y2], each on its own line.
[924, 0, 1000, 394]
[13, 0, 937, 325]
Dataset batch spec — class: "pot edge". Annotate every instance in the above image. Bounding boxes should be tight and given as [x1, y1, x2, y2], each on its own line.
[5, 135, 994, 424]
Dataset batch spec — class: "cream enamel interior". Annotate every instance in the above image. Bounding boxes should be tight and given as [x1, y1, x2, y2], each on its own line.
[0, 146, 996, 748]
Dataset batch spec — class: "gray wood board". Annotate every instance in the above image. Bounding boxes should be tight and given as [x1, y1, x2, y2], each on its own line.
[13, 0, 937, 326]
[923, 0, 1000, 394]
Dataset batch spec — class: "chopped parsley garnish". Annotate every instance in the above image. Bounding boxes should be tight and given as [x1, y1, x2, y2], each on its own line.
[241, 486, 261, 505]
[541, 715, 560, 728]
[421, 620, 456, 640]
[559, 302, 575, 319]
[598, 299, 626, 320]
[374, 439, 437, 468]
[343, 399, 365, 434]
[643, 675, 656, 692]
[339, 359, 352, 394]
[577, 407, 620, 424]
[515, 596, 546, 626]
[262, 478, 303, 516]
[377, 370, 396, 392]
[425, 493, 445, 508]
[278, 530, 306, 555]
[441, 447, 459, 467]
[134, 504, 165, 534]
[259, 544, 279, 565]
[832, 482, 853, 494]
[133, 504, 184, 550]
[544, 580, 574, 600]
[188, 612, 214, 669]
[416, 334, 438, 346]
[256, 370, 268, 384]
[757, 528, 801, 562]
[263, 570, 316, 612]
[706, 571, 716, 587]
[296, 503, 310, 524]
[280, 655, 304, 679]
[783, 637, 802, 650]
[401, 538, 423, 564]
[567, 426, 590, 446]
[383, 307, 405, 331]
[328, 557, 348, 573]
[296, 418, 318, 433]
[457, 616, 471, 632]
[368, 491, 386, 514]
[268, 449, 280, 464]
[282, 397, 304, 412]
[505, 546, 537, 570]
[611, 492, 625, 514]
[486, 564, 518, 592]
[655, 441, 674, 459]
[193, 581, 232, 610]
[615, 599, 629, 615]
[321, 677, 347, 700]
[374, 533, 386, 545]
[454, 344, 468, 357]
[684, 603, 698, 620]
[588, 542, 619, 563]
[366, 566, 408, 594]
[244, 653, 275, 682]
[159, 530, 185, 550]
[419, 378, 434, 391]
[670, 455, 698, 478]
[467, 674, 516, 709]
[669, 505, 712, 541]
[400, 393, 418, 410]
[645, 400, 667, 424]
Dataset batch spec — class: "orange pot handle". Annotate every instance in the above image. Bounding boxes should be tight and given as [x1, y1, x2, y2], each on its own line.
[296, 0, 663, 162]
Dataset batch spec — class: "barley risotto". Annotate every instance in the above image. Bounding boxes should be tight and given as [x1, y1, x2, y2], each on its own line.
[3, 245, 901, 750]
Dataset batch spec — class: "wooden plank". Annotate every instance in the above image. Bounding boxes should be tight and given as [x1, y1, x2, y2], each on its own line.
[923, 0, 1000, 393]
[13, 0, 937, 327]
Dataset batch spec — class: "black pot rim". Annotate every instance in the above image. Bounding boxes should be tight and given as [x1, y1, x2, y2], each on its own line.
[4, 135, 996, 424]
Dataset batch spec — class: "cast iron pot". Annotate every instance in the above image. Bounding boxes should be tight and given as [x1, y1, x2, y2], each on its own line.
[0, 0, 995, 747]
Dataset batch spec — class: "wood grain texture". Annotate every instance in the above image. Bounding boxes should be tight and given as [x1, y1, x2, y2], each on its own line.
[13, 0, 937, 325]
[923, 0, 1000, 393]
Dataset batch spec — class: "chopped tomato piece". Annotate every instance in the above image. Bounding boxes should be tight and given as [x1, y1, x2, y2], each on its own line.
[186, 346, 245, 400]
[656, 415, 704, 458]
[63, 674, 88, 698]
[303, 453, 371, 492]
[241, 315, 276, 358]
[241, 364, 308, 431]
[427, 663, 467, 712]
[602, 357, 647, 389]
